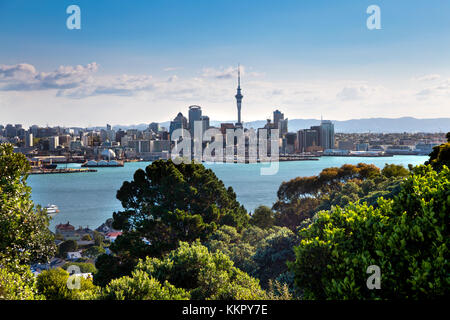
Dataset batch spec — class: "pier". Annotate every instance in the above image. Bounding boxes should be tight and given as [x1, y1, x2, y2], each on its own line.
[30, 168, 97, 175]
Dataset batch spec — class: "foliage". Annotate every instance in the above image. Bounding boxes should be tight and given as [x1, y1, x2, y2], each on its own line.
[101, 270, 190, 300]
[81, 234, 92, 241]
[250, 205, 275, 229]
[95, 159, 249, 286]
[251, 227, 299, 289]
[205, 225, 298, 292]
[36, 268, 97, 300]
[57, 240, 78, 258]
[63, 262, 97, 274]
[290, 165, 450, 299]
[0, 143, 55, 267]
[136, 241, 267, 300]
[274, 163, 411, 231]
[273, 163, 381, 230]
[83, 246, 106, 260]
[426, 133, 450, 171]
[0, 264, 40, 300]
[381, 163, 409, 178]
[93, 231, 105, 247]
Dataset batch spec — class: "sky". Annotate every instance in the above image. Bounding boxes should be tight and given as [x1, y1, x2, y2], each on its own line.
[1, 0, 450, 127]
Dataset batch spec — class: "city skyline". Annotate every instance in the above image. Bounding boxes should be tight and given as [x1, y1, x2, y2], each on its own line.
[1, 0, 450, 126]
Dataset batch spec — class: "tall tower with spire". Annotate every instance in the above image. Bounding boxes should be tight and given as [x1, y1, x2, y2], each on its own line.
[235, 64, 243, 126]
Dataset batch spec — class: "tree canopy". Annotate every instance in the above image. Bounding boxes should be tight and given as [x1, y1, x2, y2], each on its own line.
[290, 164, 449, 299]
[95, 159, 249, 286]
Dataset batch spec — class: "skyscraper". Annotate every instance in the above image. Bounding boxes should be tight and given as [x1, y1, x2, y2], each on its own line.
[188, 105, 202, 136]
[319, 120, 335, 150]
[235, 65, 243, 127]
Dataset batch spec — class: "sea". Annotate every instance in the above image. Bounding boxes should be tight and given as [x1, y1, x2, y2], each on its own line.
[27, 155, 429, 231]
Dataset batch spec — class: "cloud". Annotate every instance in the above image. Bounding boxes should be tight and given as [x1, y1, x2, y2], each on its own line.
[0, 62, 98, 91]
[202, 66, 237, 79]
[413, 74, 441, 82]
[337, 85, 377, 101]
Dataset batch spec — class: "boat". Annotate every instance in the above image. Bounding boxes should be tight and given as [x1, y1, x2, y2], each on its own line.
[45, 204, 60, 218]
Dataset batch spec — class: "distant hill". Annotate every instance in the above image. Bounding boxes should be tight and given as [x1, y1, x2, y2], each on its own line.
[111, 117, 450, 133]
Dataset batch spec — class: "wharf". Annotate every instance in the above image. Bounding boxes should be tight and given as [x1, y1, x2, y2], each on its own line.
[30, 168, 97, 175]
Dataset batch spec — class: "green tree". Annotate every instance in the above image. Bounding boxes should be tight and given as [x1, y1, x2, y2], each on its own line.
[273, 163, 381, 230]
[58, 240, 78, 258]
[250, 205, 275, 229]
[426, 133, 450, 171]
[0, 143, 56, 268]
[36, 268, 97, 300]
[381, 163, 410, 178]
[0, 265, 40, 300]
[136, 241, 267, 300]
[83, 246, 105, 259]
[101, 270, 190, 300]
[63, 262, 97, 274]
[290, 165, 449, 299]
[95, 160, 249, 286]
[251, 227, 299, 289]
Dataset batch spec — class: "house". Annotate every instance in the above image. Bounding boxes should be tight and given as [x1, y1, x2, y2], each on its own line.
[66, 251, 82, 260]
[105, 231, 122, 242]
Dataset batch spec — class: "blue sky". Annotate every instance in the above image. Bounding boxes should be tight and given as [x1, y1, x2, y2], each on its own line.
[1, 0, 450, 126]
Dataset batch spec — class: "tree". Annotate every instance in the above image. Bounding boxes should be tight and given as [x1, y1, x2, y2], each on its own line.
[36, 268, 97, 300]
[251, 227, 299, 289]
[381, 163, 409, 178]
[81, 234, 92, 241]
[0, 143, 55, 297]
[58, 240, 78, 258]
[101, 270, 190, 300]
[95, 160, 249, 286]
[250, 205, 275, 229]
[0, 144, 56, 267]
[426, 133, 450, 171]
[63, 262, 97, 274]
[273, 163, 381, 230]
[83, 246, 105, 259]
[0, 265, 40, 300]
[290, 165, 449, 299]
[136, 241, 267, 300]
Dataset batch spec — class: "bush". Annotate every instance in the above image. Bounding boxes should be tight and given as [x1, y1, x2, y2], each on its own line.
[36, 268, 97, 300]
[58, 240, 78, 258]
[136, 241, 267, 300]
[102, 270, 190, 300]
[290, 165, 450, 299]
[63, 262, 97, 274]
[250, 206, 275, 229]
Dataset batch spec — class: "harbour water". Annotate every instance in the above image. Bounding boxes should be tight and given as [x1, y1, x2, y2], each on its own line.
[28, 155, 429, 231]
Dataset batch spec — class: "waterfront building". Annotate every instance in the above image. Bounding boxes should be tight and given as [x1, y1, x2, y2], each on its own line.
[338, 140, 355, 151]
[356, 143, 369, 151]
[298, 128, 320, 153]
[49, 136, 59, 151]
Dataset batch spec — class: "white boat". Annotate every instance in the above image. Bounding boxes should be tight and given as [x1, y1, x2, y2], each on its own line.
[45, 204, 60, 218]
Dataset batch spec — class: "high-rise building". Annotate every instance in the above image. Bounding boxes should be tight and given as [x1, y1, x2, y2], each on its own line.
[49, 136, 59, 151]
[25, 132, 33, 147]
[235, 65, 243, 127]
[169, 112, 188, 137]
[273, 110, 288, 137]
[149, 122, 160, 133]
[320, 120, 335, 150]
[188, 105, 202, 136]
[298, 128, 320, 153]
